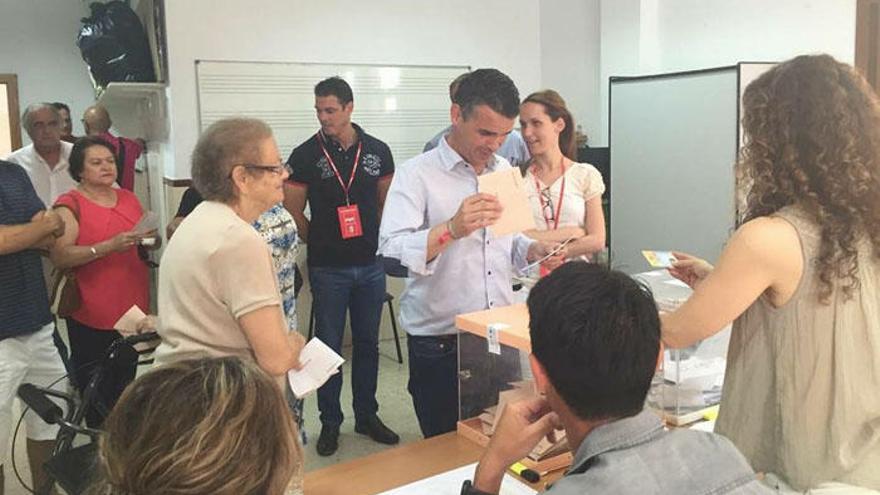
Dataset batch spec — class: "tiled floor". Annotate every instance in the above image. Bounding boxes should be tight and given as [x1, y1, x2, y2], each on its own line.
[302, 338, 421, 472]
[3, 338, 420, 494]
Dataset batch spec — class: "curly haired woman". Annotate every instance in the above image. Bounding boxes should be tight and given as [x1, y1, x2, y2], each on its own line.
[662, 54, 880, 492]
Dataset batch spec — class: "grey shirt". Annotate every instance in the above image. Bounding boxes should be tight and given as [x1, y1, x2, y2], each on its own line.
[545, 410, 770, 494]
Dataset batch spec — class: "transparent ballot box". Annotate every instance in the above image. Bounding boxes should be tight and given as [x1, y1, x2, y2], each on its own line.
[635, 270, 731, 426]
[454, 304, 572, 474]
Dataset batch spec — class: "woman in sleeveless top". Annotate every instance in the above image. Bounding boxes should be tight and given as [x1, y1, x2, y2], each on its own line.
[520, 90, 606, 274]
[661, 55, 880, 492]
[51, 136, 159, 427]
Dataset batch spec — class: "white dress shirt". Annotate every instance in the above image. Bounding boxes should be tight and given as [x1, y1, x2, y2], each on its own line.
[378, 137, 534, 336]
[5, 142, 76, 206]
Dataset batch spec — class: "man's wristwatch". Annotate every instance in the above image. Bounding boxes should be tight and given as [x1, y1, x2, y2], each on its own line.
[461, 480, 494, 495]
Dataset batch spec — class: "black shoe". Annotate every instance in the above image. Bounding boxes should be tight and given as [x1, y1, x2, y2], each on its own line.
[316, 424, 339, 456]
[355, 415, 400, 445]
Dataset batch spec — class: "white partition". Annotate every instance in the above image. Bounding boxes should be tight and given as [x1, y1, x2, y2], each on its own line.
[609, 66, 737, 274]
[609, 63, 776, 274]
[196, 61, 467, 163]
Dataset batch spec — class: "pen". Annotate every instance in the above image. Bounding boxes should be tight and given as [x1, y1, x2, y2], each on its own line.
[509, 462, 540, 483]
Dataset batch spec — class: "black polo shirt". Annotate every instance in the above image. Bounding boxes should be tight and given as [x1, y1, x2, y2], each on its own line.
[0, 161, 52, 339]
[288, 124, 394, 267]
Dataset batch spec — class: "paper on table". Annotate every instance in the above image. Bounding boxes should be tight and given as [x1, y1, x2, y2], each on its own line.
[378, 462, 536, 495]
[478, 168, 536, 237]
[113, 305, 147, 336]
[287, 338, 345, 397]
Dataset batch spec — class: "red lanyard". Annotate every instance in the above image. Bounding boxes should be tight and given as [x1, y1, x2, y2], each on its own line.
[317, 132, 362, 205]
[533, 158, 566, 230]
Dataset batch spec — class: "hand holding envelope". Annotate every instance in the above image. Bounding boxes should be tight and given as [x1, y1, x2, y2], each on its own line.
[113, 305, 152, 336]
[477, 168, 536, 237]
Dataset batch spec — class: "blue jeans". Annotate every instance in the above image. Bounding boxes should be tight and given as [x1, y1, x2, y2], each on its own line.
[407, 334, 459, 438]
[309, 261, 385, 427]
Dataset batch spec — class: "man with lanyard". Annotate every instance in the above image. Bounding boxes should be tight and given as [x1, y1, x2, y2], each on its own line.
[378, 69, 562, 438]
[284, 76, 399, 456]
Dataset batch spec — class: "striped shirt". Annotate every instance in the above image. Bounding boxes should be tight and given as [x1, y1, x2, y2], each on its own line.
[0, 161, 52, 339]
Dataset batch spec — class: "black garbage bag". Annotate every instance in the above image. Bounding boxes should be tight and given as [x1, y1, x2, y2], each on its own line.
[77, 1, 156, 89]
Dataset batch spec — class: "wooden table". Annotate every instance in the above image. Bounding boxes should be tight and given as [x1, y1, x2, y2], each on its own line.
[304, 432, 556, 494]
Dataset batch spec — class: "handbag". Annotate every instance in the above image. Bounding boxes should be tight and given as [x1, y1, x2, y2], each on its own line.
[50, 194, 82, 317]
[50, 269, 81, 317]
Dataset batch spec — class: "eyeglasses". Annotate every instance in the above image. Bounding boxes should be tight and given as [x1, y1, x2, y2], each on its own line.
[230, 163, 289, 177]
[244, 164, 288, 175]
[540, 187, 556, 221]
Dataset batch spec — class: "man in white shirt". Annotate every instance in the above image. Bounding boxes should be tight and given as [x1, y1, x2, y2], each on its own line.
[5, 103, 77, 206]
[379, 69, 561, 438]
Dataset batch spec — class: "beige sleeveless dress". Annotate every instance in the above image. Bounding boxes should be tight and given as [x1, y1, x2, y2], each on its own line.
[715, 206, 880, 490]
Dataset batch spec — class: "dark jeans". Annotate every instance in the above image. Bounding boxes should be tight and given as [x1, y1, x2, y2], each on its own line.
[66, 318, 137, 428]
[309, 261, 385, 427]
[407, 334, 459, 438]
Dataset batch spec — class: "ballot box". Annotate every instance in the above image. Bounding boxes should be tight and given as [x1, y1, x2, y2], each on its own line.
[454, 304, 573, 474]
[635, 270, 731, 426]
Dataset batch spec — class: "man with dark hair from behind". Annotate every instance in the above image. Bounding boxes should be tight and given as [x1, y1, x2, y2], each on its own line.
[379, 68, 560, 438]
[284, 76, 398, 456]
[463, 262, 770, 494]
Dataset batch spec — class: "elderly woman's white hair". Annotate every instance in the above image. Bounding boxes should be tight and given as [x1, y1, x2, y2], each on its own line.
[191, 118, 274, 203]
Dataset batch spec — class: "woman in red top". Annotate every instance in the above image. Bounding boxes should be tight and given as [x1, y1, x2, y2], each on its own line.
[51, 136, 157, 427]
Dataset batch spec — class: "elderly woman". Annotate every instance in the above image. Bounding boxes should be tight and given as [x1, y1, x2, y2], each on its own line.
[95, 357, 303, 495]
[662, 55, 880, 491]
[154, 118, 303, 378]
[51, 136, 158, 427]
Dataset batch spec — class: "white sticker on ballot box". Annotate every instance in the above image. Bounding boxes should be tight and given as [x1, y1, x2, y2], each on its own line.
[486, 323, 509, 355]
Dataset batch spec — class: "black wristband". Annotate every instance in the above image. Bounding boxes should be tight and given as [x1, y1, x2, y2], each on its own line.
[460, 479, 495, 495]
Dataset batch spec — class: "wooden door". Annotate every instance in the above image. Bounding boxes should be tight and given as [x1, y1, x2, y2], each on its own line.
[0, 74, 22, 156]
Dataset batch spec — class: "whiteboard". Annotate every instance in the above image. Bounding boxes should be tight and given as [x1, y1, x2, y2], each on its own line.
[609, 67, 739, 274]
[196, 60, 467, 163]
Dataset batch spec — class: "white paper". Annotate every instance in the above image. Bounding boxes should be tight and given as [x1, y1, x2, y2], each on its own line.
[663, 278, 690, 289]
[690, 419, 716, 432]
[378, 462, 536, 495]
[487, 323, 508, 355]
[113, 305, 147, 336]
[287, 338, 345, 397]
[133, 211, 159, 234]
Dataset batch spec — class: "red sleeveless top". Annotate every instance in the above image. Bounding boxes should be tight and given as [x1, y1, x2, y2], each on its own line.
[54, 189, 149, 330]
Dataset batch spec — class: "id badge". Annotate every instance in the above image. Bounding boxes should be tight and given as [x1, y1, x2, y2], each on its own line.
[337, 204, 363, 239]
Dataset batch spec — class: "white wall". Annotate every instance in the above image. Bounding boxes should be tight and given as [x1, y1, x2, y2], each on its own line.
[0, 0, 95, 143]
[594, 0, 858, 145]
[162, 0, 542, 179]
[539, 0, 602, 144]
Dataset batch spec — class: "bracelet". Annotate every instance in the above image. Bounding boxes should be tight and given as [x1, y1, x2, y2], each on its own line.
[90, 246, 98, 258]
[446, 219, 460, 240]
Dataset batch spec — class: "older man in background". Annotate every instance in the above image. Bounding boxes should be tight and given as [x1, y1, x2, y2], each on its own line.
[5, 103, 77, 205]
